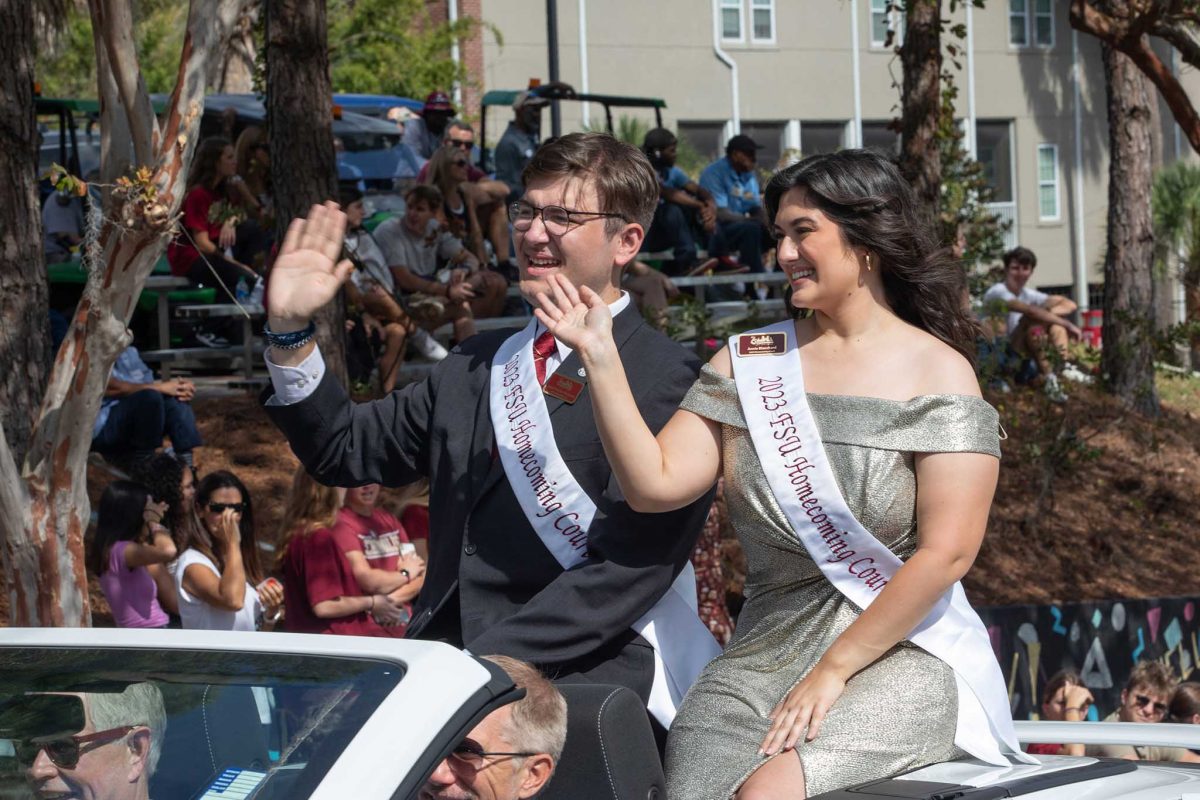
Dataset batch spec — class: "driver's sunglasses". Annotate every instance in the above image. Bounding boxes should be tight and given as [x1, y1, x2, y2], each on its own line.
[1134, 694, 1169, 716]
[207, 502, 245, 514]
[448, 737, 537, 768]
[16, 725, 139, 769]
[507, 201, 628, 235]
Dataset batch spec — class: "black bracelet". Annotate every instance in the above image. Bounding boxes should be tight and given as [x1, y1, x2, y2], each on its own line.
[263, 321, 316, 350]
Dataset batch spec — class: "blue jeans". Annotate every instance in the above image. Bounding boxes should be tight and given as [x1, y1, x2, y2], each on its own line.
[709, 218, 770, 273]
[92, 389, 203, 461]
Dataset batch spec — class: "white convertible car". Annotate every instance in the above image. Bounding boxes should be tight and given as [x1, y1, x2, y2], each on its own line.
[1, 630, 1199, 799]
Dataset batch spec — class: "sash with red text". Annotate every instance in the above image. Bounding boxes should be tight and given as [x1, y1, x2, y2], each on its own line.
[491, 320, 720, 727]
[730, 320, 1031, 766]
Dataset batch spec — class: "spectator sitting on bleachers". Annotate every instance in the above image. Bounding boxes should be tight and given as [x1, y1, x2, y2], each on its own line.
[980, 246, 1086, 403]
[426, 144, 487, 263]
[494, 91, 549, 201]
[405, 91, 457, 160]
[622, 259, 678, 331]
[92, 344, 203, 473]
[372, 185, 492, 344]
[277, 467, 410, 636]
[331, 482, 426, 638]
[234, 126, 272, 224]
[1026, 669, 1092, 757]
[167, 136, 263, 304]
[640, 128, 718, 276]
[419, 121, 515, 277]
[1086, 661, 1193, 761]
[341, 188, 446, 389]
[387, 106, 428, 188]
[42, 189, 85, 263]
[699, 134, 773, 274]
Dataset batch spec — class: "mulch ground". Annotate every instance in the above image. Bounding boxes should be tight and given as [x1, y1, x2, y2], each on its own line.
[3, 377, 1199, 625]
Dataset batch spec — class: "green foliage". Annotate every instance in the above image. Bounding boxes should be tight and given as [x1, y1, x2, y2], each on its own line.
[327, 0, 496, 110]
[582, 114, 652, 147]
[1151, 160, 1200, 278]
[36, 0, 185, 97]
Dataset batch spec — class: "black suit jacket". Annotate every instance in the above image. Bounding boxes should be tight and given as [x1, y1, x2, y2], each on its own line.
[264, 307, 713, 700]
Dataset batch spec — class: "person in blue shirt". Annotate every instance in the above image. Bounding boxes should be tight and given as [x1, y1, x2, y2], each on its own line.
[699, 134, 773, 273]
[640, 128, 721, 276]
[92, 345, 203, 471]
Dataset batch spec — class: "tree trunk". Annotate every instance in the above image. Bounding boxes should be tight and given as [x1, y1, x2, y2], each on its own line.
[1100, 42, 1160, 415]
[0, 0, 238, 626]
[898, 0, 942, 216]
[0, 0, 51, 471]
[209, 0, 258, 93]
[266, 0, 347, 385]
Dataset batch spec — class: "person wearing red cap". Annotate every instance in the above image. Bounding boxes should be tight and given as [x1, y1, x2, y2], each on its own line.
[405, 90, 457, 160]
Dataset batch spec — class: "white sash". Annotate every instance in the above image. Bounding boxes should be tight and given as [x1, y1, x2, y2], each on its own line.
[490, 321, 721, 727]
[730, 320, 1032, 767]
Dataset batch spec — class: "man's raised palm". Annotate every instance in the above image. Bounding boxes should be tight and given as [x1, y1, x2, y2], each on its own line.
[268, 202, 355, 330]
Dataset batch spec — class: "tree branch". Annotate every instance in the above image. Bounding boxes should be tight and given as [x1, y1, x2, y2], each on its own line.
[0, 410, 29, 555]
[88, 0, 156, 166]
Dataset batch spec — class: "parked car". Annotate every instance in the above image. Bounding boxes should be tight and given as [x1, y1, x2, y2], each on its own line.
[3, 629, 1199, 799]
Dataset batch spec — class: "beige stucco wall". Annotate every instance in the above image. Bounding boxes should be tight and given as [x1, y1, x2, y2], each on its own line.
[477, 0, 1198, 303]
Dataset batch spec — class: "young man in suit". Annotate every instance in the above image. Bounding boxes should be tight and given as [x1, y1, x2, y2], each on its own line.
[261, 133, 717, 723]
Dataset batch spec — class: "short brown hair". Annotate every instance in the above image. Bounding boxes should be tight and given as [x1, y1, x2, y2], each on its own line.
[1042, 669, 1082, 706]
[521, 132, 658, 235]
[483, 655, 567, 762]
[1170, 682, 1200, 722]
[1003, 246, 1037, 270]
[1126, 661, 1176, 698]
[405, 184, 443, 210]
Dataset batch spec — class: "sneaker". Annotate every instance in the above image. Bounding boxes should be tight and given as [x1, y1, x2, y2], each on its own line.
[1061, 363, 1094, 385]
[1043, 373, 1068, 404]
[195, 330, 230, 348]
[410, 329, 449, 361]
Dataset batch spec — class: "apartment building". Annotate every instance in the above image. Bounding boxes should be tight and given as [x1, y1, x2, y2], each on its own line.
[453, 0, 1197, 318]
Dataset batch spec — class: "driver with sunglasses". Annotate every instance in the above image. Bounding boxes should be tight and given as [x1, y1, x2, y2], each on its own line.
[1086, 660, 1198, 762]
[421, 655, 566, 800]
[10, 683, 166, 800]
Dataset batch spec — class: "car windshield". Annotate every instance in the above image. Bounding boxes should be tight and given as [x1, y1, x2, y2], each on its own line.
[0, 647, 403, 800]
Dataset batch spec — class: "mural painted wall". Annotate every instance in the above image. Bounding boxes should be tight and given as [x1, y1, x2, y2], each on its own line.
[978, 596, 1200, 720]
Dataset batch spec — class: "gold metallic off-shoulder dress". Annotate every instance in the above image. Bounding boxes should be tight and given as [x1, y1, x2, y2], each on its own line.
[666, 365, 1001, 799]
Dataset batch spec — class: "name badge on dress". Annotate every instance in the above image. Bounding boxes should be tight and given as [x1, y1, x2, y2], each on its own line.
[543, 373, 585, 404]
[736, 331, 787, 357]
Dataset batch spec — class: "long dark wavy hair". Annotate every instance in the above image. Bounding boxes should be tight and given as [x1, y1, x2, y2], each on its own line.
[87, 480, 150, 577]
[190, 470, 264, 584]
[186, 136, 233, 194]
[131, 453, 200, 551]
[764, 149, 978, 363]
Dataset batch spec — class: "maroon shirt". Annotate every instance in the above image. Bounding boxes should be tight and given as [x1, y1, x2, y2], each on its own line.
[281, 526, 387, 637]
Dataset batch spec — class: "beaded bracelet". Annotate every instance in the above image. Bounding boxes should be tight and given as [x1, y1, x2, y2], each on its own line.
[263, 320, 316, 350]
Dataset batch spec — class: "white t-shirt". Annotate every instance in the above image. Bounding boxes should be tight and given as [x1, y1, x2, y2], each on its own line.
[346, 228, 395, 295]
[981, 281, 1050, 336]
[372, 217, 463, 279]
[172, 549, 261, 631]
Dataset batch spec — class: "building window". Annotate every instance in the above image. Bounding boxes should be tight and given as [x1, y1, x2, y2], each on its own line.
[1037, 144, 1060, 221]
[678, 121, 728, 164]
[870, 0, 904, 47]
[862, 121, 900, 155]
[800, 122, 845, 157]
[1010, 0, 1053, 47]
[721, 0, 743, 41]
[751, 0, 775, 43]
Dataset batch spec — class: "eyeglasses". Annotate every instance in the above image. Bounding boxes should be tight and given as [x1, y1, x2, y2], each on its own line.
[16, 725, 139, 770]
[448, 737, 538, 768]
[508, 201, 628, 235]
[207, 502, 245, 514]
[1134, 694, 1169, 716]
[448, 139, 474, 150]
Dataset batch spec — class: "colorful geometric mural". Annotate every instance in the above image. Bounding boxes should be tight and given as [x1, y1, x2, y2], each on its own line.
[977, 596, 1200, 720]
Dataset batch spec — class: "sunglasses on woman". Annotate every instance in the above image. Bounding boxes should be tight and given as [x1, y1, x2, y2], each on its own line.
[207, 502, 245, 514]
[16, 725, 139, 769]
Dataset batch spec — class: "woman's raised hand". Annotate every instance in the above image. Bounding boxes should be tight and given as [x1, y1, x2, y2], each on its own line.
[532, 274, 615, 364]
[216, 508, 242, 546]
[268, 202, 355, 330]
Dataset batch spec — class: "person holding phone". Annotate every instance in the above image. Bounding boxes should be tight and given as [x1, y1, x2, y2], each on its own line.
[87, 481, 178, 629]
[173, 470, 283, 631]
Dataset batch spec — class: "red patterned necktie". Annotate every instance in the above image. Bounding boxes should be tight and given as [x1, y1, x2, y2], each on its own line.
[532, 330, 557, 386]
